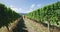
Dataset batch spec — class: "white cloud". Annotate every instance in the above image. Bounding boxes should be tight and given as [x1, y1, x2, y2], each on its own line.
[28, 4, 35, 13]
[37, 4, 41, 7]
[28, 4, 42, 13]
[9, 5, 22, 13]
[9, 4, 42, 13]
[10, 5, 29, 13]
[26, 8, 33, 13]
[30, 4, 35, 8]
[30, 4, 41, 9]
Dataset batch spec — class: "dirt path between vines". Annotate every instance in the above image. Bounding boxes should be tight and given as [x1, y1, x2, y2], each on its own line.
[12, 17, 48, 32]
[23, 17, 48, 32]
[1, 16, 60, 32]
[23, 17, 60, 32]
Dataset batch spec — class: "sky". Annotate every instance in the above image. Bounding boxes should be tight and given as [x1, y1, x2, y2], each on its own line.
[0, 0, 60, 13]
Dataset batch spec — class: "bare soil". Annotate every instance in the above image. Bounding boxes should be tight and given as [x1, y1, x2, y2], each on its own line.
[0, 16, 60, 32]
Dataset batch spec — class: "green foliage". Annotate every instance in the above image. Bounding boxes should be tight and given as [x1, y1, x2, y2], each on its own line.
[25, 2, 60, 27]
[0, 3, 21, 28]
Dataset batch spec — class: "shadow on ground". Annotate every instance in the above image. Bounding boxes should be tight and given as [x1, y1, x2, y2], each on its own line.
[13, 17, 28, 32]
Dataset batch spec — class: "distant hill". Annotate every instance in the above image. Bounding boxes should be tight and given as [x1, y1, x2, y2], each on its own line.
[19, 13, 26, 15]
